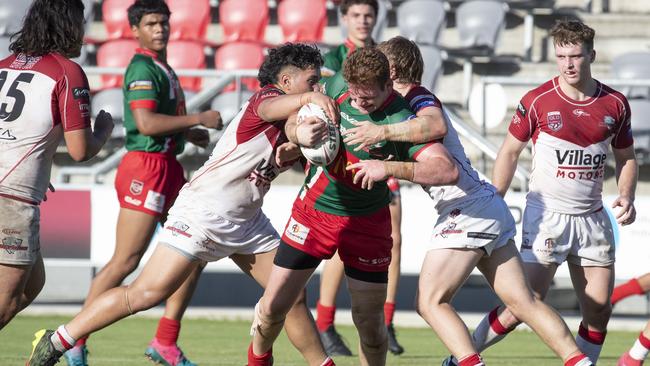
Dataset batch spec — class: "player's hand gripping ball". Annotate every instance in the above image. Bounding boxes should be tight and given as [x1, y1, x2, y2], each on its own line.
[297, 103, 340, 166]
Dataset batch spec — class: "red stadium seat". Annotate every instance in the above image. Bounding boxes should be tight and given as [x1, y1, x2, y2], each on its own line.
[167, 0, 211, 41]
[215, 42, 265, 91]
[219, 0, 268, 43]
[278, 0, 327, 42]
[167, 41, 206, 92]
[96, 39, 139, 89]
[102, 0, 134, 40]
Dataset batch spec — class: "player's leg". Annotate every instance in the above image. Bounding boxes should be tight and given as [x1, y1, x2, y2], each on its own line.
[317, 255, 351, 356]
[416, 247, 485, 364]
[27, 243, 201, 365]
[569, 263, 614, 363]
[386, 195, 404, 355]
[0, 262, 35, 329]
[478, 242, 590, 364]
[19, 254, 46, 312]
[613, 272, 650, 305]
[618, 320, 650, 366]
[232, 250, 330, 366]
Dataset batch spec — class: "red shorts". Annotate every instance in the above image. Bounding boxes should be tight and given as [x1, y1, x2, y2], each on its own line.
[281, 200, 393, 272]
[114, 151, 186, 216]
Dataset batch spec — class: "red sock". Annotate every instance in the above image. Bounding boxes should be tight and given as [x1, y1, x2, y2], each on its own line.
[488, 307, 511, 335]
[612, 278, 644, 305]
[155, 317, 180, 346]
[316, 301, 336, 332]
[75, 336, 88, 347]
[321, 357, 335, 366]
[247, 342, 273, 366]
[384, 302, 395, 326]
[458, 353, 485, 366]
[564, 353, 591, 366]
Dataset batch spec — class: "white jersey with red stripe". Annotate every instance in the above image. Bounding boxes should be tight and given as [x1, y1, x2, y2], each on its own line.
[509, 77, 633, 214]
[0, 53, 91, 204]
[178, 85, 289, 223]
[404, 85, 495, 212]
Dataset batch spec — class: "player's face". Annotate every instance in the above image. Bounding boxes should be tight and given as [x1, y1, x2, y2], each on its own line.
[132, 13, 170, 53]
[284, 67, 321, 94]
[342, 4, 376, 44]
[348, 81, 392, 114]
[554, 42, 594, 87]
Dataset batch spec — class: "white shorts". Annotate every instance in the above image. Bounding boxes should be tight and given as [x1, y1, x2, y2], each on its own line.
[519, 206, 615, 267]
[0, 196, 40, 265]
[430, 193, 516, 255]
[158, 204, 280, 262]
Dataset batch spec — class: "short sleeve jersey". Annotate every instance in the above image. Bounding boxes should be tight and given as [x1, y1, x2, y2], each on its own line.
[404, 85, 494, 211]
[122, 49, 186, 155]
[299, 74, 429, 216]
[509, 76, 633, 214]
[0, 53, 91, 204]
[179, 85, 289, 223]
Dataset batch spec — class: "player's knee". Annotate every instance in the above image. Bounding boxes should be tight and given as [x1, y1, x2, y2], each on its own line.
[352, 308, 386, 348]
[584, 301, 612, 326]
[0, 300, 20, 328]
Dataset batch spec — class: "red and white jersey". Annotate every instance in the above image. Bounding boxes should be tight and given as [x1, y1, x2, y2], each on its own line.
[0, 53, 91, 204]
[404, 85, 494, 211]
[510, 76, 633, 214]
[179, 85, 289, 223]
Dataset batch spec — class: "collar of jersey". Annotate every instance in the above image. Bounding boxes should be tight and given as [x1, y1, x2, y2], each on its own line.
[337, 89, 399, 113]
[136, 48, 160, 60]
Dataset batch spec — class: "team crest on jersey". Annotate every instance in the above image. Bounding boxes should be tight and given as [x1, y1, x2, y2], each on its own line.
[511, 114, 521, 125]
[547, 111, 563, 132]
[572, 109, 590, 117]
[603, 116, 615, 130]
[129, 179, 144, 195]
[10, 54, 41, 69]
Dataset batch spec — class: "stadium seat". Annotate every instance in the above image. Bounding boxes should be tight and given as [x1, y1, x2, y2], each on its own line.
[611, 52, 650, 99]
[397, 0, 446, 46]
[0, 0, 30, 36]
[167, 0, 211, 41]
[91, 88, 125, 138]
[420, 45, 444, 92]
[102, 0, 135, 40]
[219, 0, 269, 43]
[455, 0, 507, 55]
[338, 0, 389, 42]
[167, 41, 206, 92]
[215, 42, 265, 91]
[96, 39, 139, 89]
[278, 0, 326, 42]
[629, 99, 650, 164]
[211, 90, 254, 126]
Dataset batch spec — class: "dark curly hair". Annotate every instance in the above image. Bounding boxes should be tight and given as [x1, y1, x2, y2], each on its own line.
[258, 43, 323, 87]
[128, 0, 171, 27]
[9, 0, 85, 58]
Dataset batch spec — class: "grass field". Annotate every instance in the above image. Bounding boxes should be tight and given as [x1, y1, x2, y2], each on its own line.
[1, 315, 638, 365]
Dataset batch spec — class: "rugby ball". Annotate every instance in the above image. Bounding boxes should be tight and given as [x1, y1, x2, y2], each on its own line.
[297, 103, 340, 166]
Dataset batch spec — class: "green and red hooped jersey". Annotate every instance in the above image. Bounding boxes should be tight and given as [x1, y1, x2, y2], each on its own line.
[299, 72, 429, 216]
[122, 48, 186, 155]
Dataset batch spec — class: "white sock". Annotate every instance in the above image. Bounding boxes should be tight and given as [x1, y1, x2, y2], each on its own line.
[472, 307, 510, 353]
[50, 325, 76, 352]
[629, 336, 650, 360]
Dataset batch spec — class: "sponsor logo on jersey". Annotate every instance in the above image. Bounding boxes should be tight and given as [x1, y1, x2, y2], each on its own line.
[511, 114, 521, 125]
[603, 115, 615, 130]
[128, 80, 153, 91]
[547, 111, 563, 132]
[521, 237, 532, 250]
[124, 196, 142, 206]
[2, 229, 21, 236]
[247, 158, 279, 191]
[72, 88, 90, 100]
[438, 222, 462, 238]
[79, 103, 90, 117]
[467, 232, 499, 240]
[556, 150, 607, 169]
[285, 217, 309, 245]
[129, 180, 144, 195]
[517, 102, 527, 117]
[357, 256, 391, 266]
[10, 54, 41, 69]
[144, 190, 165, 213]
[544, 238, 554, 248]
[572, 109, 590, 117]
[1, 237, 25, 253]
[0, 128, 16, 140]
[167, 221, 192, 238]
[340, 111, 359, 125]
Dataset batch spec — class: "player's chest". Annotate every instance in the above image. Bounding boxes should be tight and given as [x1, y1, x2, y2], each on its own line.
[338, 111, 400, 161]
[536, 105, 618, 146]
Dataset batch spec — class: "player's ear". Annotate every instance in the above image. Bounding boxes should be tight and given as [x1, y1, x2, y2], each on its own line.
[131, 24, 139, 39]
[590, 49, 596, 63]
[279, 72, 292, 90]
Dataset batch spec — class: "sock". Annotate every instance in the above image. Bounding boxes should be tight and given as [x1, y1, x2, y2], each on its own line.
[320, 356, 335, 366]
[155, 317, 181, 346]
[576, 323, 606, 363]
[564, 353, 592, 366]
[471, 307, 512, 353]
[384, 302, 396, 326]
[316, 301, 336, 332]
[458, 353, 485, 366]
[629, 332, 650, 360]
[612, 278, 644, 305]
[75, 336, 88, 347]
[50, 325, 76, 352]
[247, 342, 272, 365]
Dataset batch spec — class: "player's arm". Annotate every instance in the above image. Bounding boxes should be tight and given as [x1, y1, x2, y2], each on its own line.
[492, 132, 528, 197]
[285, 114, 328, 148]
[612, 144, 638, 225]
[132, 108, 221, 136]
[257, 91, 339, 125]
[64, 110, 114, 162]
[347, 143, 459, 190]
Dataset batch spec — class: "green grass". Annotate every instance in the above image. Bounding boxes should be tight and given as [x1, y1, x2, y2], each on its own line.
[1, 314, 638, 365]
